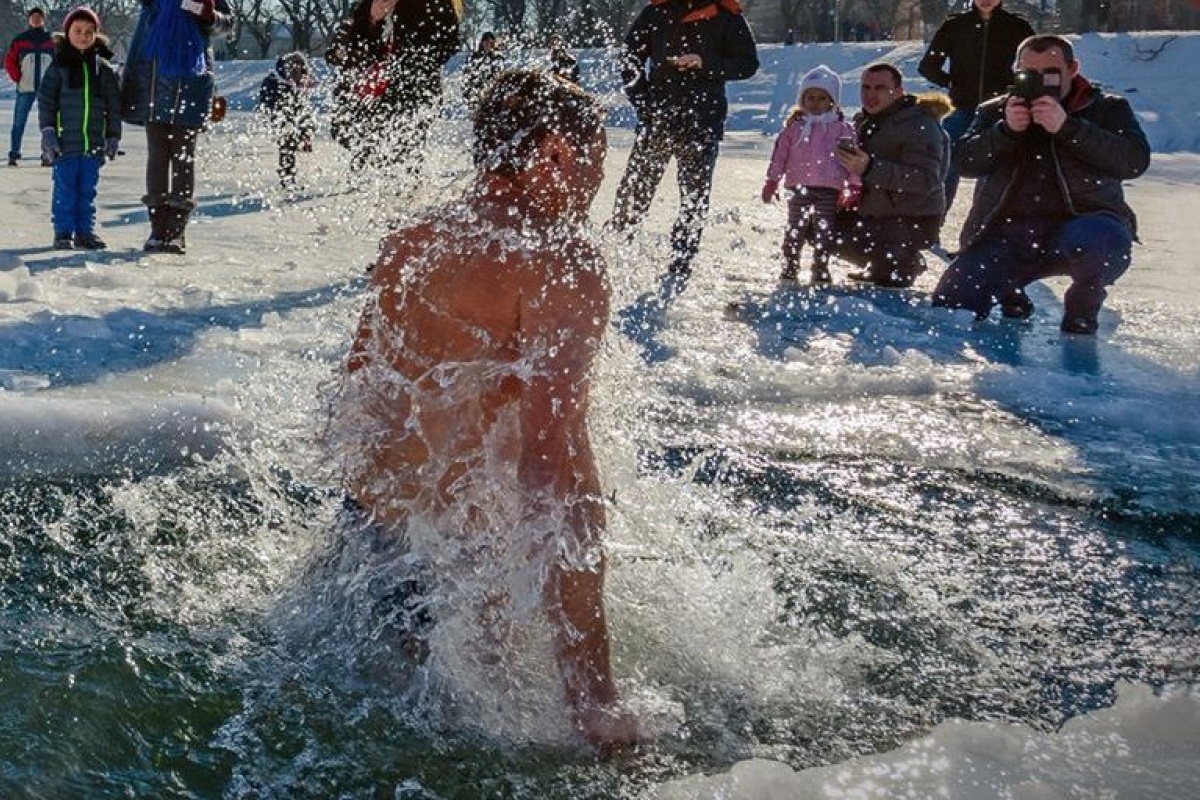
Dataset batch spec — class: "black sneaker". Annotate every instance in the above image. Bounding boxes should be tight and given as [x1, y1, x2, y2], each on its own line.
[144, 237, 185, 254]
[40, 157, 52, 167]
[7, 156, 17, 167]
[1060, 316, 1098, 336]
[53, 233, 73, 249]
[1000, 292, 1035, 320]
[73, 232, 107, 250]
[779, 264, 799, 282]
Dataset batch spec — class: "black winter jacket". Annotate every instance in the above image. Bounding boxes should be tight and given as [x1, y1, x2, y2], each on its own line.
[621, 0, 759, 137]
[258, 56, 315, 142]
[326, 0, 459, 112]
[918, 5, 1034, 111]
[955, 77, 1151, 249]
[37, 37, 121, 158]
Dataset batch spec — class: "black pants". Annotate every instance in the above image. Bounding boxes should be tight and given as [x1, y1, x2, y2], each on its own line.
[834, 213, 940, 284]
[610, 123, 720, 274]
[145, 122, 199, 201]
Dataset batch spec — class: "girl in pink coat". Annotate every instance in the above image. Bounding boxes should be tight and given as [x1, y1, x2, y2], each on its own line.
[762, 65, 860, 283]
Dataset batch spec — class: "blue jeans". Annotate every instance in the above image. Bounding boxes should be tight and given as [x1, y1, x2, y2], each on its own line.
[51, 153, 102, 235]
[932, 214, 1133, 324]
[9, 91, 37, 161]
[941, 107, 975, 215]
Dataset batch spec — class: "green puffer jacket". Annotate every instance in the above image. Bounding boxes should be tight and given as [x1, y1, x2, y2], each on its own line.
[37, 37, 121, 157]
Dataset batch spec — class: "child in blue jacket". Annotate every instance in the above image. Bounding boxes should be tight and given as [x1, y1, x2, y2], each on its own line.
[37, 6, 120, 249]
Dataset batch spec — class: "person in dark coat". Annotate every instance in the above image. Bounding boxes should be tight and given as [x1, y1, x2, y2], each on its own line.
[461, 31, 503, 112]
[607, 0, 759, 278]
[5, 7, 55, 166]
[547, 34, 579, 84]
[258, 51, 317, 190]
[932, 35, 1150, 335]
[918, 0, 1034, 217]
[325, 0, 460, 172]
[37, 6, 121, 249]
[121, 0, 235, 254]
[832, 62, 950, 288]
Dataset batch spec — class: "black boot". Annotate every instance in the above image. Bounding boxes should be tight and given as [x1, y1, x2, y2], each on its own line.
[162, 195, 196, 254]
[142, 193, 172, 252]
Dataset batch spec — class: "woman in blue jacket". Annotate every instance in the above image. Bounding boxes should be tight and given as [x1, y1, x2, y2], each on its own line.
[120, 0, 233, 254]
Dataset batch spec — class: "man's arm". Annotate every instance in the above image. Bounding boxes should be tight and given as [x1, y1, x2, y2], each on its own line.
[620, 9, 653, 109]
[860, 116, 946, 197]
[918, 24, 951, 87]
[955, 100, 1022, 178]
[4, 37, 21, 84]
[1054, 96, 1151, 180]
[708, 12, 758, 82]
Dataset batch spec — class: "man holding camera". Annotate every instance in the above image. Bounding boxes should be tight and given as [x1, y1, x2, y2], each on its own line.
[932, 35, 1150, 335]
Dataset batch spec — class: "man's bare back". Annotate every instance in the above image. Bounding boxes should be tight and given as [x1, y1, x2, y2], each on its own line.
[332, 71, 639, 753]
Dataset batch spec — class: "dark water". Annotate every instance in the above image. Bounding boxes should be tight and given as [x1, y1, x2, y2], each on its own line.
[1, 437, 1195, 798]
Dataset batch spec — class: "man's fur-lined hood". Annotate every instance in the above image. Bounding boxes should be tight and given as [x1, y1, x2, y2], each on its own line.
[915, 91, 953, 120]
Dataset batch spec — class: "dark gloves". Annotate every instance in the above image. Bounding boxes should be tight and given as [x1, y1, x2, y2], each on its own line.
[40, 127, 59, 164]
[180, 0, 216, 23]
[300, 137, 312, 153]
[104, 137, 120, 161]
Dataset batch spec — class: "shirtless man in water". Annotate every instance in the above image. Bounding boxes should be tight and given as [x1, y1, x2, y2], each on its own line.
[334, 70, 638, 752]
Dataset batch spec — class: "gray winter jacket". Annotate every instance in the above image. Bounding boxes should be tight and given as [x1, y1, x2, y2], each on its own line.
[956, 76, 1150, 249]
[854, 93, 951, 220]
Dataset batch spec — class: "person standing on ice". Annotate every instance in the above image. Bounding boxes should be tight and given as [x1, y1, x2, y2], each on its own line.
[37, 6, 121, 250]
[5, 7, 56, 167]
[258, 51, 316, 191]
[607, 0, 759, 278]
[918, 0, 1034, 223]
[120, 0, 234, 255]
[330, 70, 640, 754]
[932, 34, 1150, 335]
[760, 64, 860, 284]
[325, 0, 460, 173]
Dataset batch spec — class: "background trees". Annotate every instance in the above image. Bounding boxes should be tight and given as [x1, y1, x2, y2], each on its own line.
[0, 0, 1196, 61]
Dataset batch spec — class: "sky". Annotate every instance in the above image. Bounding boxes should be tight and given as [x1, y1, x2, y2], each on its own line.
[0, 31, 1197, 797]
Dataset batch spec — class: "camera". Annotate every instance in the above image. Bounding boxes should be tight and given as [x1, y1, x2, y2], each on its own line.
[1010, 68, 1062, 102]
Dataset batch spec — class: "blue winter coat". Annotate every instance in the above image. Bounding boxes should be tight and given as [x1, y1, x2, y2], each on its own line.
[120, 0, 234, 128]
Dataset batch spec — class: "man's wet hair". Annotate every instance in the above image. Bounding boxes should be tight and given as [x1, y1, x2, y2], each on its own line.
[472, 69, 604, 174]
[1016, 34, 1075, 65]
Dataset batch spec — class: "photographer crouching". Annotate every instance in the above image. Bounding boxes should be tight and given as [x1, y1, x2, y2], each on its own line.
[931, 34, 1150, 335]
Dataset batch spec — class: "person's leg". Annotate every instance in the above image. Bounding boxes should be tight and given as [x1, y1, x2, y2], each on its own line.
[609, 124, 671, 234]
[846, 216, 937, 287]
[780, 190, 808, 280]
[932, 220, 1042, 318]
[9, 91, 36, 162]
[1046, 214, 1133, 334]
[164, 125, 200, 245]
[142, 123, 174, 246]
[278, 137, 298, 188]
[50, 156, 76, 244]
[669, 130, 719, 275]
[807, 187, 840, 282]
[940, 108, 975, 217]
[71, 156, 104, 248]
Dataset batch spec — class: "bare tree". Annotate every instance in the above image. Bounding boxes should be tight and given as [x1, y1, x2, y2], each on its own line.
[228, 0, 282, 58]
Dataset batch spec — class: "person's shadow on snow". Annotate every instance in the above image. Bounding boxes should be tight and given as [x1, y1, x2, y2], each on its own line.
[0, 277, 366, 388]
[615, 273, 689, 364]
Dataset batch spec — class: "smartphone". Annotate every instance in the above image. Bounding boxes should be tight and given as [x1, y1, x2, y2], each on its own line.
[836, 136, 856, 153]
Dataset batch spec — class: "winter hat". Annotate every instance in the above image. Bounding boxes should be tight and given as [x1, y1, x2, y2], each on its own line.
[28, 7, 46, 16]
[63, 6, 101, 31]
[798, 64, 841, 105]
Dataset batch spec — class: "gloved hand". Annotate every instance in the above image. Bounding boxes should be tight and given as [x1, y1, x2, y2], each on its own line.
[760, 179, 779, 204]
[104, 137, 120, 161]
[180, 0, 216, 23]
[300, 136, 312, 153]
[40, 127, 60, 164]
